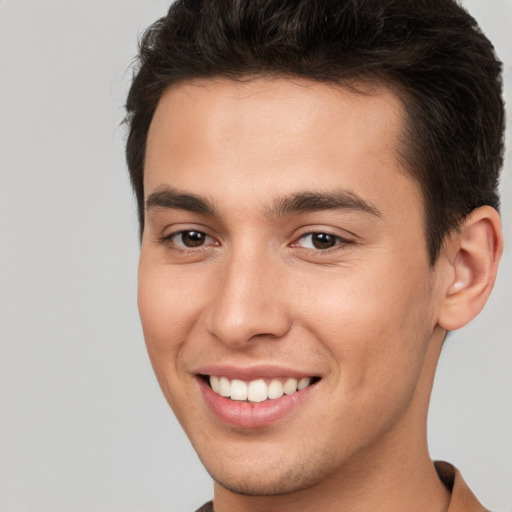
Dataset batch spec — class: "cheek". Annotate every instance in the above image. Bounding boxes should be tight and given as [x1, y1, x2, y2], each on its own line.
[298, 261, 435, 394]
[137, 263, 198, 377]
[300, 270, 435, 447]
[137, 265, 208, 425]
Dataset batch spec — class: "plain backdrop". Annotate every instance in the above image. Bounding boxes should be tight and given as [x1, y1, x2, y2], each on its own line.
[0, 1, 511, 511]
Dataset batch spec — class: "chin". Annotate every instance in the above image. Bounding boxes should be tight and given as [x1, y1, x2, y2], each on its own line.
[210, 471, 320, 497]
[202, 450, 336, 497]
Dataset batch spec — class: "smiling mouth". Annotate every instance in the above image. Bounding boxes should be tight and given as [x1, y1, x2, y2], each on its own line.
[202, 375, 320, 403]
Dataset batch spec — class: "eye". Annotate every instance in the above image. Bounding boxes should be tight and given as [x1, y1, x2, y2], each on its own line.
[295, 232, 348, 250]
[167, 230, 216, 248]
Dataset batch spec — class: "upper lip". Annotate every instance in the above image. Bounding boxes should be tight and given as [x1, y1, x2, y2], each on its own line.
[194, 364, 319, 381]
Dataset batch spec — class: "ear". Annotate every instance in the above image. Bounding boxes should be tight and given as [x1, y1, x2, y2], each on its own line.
[437, 206, 503, 331]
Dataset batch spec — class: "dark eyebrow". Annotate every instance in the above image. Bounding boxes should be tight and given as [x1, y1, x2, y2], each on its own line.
[269, 190, 382, 218]
[145, 186, 217, 216]
[145, 186, 381, 219]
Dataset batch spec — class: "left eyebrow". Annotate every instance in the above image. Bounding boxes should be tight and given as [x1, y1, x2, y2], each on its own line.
[268, 190, 382, 218]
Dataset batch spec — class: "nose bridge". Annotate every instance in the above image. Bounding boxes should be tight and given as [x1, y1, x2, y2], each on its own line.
[206, 243, 291, 347]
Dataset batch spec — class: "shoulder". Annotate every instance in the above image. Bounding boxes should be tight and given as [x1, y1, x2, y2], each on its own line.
[435, 461, 491, 512]
[194, 501, 214, 512]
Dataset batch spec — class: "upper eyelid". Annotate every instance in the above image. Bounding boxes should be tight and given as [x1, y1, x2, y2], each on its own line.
[152, 227, 218, 251]
[298, 230, 353, 239]
[161, 224, 217, 239]
[292, 228, 357, 243]
[292, 232, 354, 248]
[164, 229, 217, 243]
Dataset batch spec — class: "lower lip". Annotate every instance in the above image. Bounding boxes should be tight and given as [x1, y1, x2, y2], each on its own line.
[198, 378, 313, 428]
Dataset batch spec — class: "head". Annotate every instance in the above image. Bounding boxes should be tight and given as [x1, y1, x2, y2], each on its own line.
[126, 0, 504, 265]
[125, 0, 504, 504]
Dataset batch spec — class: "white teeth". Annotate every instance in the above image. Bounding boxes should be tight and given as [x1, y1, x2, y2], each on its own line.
[247, 379, 267, 403]
[298, 377, 311, 390]
[267, 379, 284, 399]
[230, 379, 248, 401]
[283, 378, 298, 395]
[219, 377, 231, 397]
[208, 375, 314, 401]
[210, 375, 220, 393]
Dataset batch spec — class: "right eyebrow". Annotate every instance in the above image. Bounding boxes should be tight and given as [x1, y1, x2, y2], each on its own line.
[145, 186, 217, 216]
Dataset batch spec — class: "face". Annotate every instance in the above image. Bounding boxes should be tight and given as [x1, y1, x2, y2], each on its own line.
[139, 78, 446, 496]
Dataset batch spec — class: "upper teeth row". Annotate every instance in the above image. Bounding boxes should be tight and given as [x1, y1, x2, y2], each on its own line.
[209, 376, 311, 403]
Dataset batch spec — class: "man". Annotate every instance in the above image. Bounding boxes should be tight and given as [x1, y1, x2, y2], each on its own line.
[125, 1, 505, 511]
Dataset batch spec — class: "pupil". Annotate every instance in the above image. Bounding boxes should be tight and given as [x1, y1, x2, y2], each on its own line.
[182, 231, 205, 247]
[312, 233, 336, 249]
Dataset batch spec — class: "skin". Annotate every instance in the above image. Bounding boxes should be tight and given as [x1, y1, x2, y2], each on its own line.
[138, 77, 502, 512]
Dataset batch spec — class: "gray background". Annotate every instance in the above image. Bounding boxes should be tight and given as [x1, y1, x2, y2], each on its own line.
[0, 1, 511, 511]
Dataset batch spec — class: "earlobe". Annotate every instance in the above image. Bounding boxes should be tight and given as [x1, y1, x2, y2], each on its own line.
[437, 206, 503, 331]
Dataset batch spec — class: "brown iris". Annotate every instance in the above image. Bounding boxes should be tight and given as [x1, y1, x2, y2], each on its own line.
[310, 233, 337, 249]
[180, 231, 207, 247]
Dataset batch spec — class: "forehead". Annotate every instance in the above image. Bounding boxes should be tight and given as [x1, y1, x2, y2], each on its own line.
[144, 77, 418, 217]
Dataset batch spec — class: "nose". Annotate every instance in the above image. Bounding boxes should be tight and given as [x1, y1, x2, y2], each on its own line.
[205, 250, 292, 348]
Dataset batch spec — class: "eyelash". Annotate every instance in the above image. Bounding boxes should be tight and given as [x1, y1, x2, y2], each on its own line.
[158, 229, 354, 254]
[159, 230, 218, 252]
[292, 232, 355, 252]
